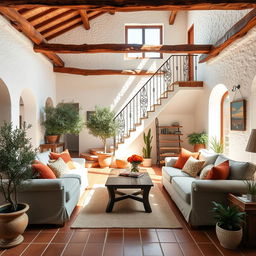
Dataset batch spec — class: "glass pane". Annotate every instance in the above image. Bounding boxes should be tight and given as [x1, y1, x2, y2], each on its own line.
[145, 28, 161, 58]
[127, 28, 143, 58]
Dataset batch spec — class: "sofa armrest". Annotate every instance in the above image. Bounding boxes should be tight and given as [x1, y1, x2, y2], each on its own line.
[192, 180, 247, 194]
[165, 157, 178, 167]
[72, 158, 85, 166]
[18, 179, 64, 192]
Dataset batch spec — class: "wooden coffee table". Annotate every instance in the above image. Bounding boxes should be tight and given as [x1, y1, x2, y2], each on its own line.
[105, 171, 154, 213]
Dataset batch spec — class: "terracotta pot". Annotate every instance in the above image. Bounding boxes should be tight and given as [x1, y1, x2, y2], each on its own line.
[194, 144, 206, 152]
[143, 158, 152, 167]
[46, 135, 59, 144]
[216, 223, 242, 250]
[0, 203, 29, 248]
[97, 152, 113, 168]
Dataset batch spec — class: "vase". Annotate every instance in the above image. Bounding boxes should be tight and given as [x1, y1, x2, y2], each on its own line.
[131, 162, 140, 172]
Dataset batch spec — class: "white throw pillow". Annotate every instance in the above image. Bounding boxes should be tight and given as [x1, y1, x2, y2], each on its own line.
[199, 164, 214, 179]
[48, 157, 69, 178]
[182, 156, 205, 178]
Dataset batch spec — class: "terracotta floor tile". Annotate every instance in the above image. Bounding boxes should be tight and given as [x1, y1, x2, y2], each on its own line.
[141, 230, 159, 243]
[22, 243, 48, 256]
[41, 243, 66, 256]
[106, 231, 123, 243]
[189, 230, 211, 243]
[83, 243, 104, 256]
[87, 231, 106, 243]
[69, 231, 89, 243]
[143, 243, 163, 256]
[22, 232, 39, 243]
[198, 243, 223, 256]
[1, 243, 28, 256]
[103, 243, 123, 256]
[174, 230, 194, 243]
[161, 243, 183, 256]
[157, 231, 176, 243]
[179, 242, 204, 256]
[51, 231, 73, 243]
[62, 243, 85, 256]
[33, 232, 56, 243]
[124, 230, 141, 244]
[124, 244, 143, 256]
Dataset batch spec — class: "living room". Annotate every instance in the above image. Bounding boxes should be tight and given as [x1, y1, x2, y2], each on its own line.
[0, 1, 256, 255]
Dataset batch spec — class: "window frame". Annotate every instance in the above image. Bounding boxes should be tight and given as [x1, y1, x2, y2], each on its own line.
[125, 25, 163, 60]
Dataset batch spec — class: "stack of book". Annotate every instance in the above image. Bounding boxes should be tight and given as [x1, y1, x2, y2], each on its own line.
[119, 171, 144, 178]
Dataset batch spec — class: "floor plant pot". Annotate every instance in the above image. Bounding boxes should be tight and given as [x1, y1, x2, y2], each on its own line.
[46, 135, 59, 144]
[143, 158, 152, 167]
[97, 152, 113, 168]
[216, 223, 242, 250]
[0, 203, 29, 248]
[194, 144, 206, 152]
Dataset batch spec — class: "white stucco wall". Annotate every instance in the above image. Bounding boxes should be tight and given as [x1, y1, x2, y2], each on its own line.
[0, 16, 56, 147]
[188, 10, 256, 162]
[55, 11, 198, 154]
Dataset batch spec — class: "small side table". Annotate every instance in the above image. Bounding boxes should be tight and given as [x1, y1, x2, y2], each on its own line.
[39, 142, 65, 153]
[228, 193, 256, 247]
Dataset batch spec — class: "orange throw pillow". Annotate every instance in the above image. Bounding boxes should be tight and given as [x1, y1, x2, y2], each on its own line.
[50, 149, 75, 169]
[205, 160, 230, 180]
[32, 164, 56, 179]
[174, 148, 200, 169]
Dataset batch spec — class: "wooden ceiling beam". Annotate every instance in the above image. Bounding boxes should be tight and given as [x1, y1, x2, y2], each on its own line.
[79, 10, 90, 30]
[0, 1, 255, 11]
[54, 66, 160, 76]
[200, 8, 256, 63]
[20, 6, 51, 19]
[34, 43, 212, 54]
[0, 7, 64, 66]
[169, 11, 177, 25]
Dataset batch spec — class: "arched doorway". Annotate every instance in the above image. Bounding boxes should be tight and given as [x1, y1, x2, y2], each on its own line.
[209, 84, 228, 151]
[250, 76, 256, 162]
[0, 79, 11, 126]
[20, 89, 37, 146]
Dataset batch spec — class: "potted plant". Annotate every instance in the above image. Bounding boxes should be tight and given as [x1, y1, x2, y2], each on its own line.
[142, 129, 153, 167]
[212, 201, 245, 250]
[210, 136, 224, 153]
[244, 180, 256, 202]
[0, 123, 36, 248]
[187, 132, 208, 152]
[43, 103, 84, 144]
[86, 106, 120, 168]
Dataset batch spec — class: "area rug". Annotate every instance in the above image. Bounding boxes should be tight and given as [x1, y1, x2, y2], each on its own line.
[71, 185, 181, 229]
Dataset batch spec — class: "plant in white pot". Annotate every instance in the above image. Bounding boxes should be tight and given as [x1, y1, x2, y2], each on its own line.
[0, 123, 36, 248]
[142, 129, 153, 167]
[244, 180, 256, 202]
[212, 201, 245, 250]
[86, 106, 120, 168]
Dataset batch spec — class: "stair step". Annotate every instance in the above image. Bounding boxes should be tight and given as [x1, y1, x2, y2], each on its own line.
[80, 153, 98, 161]
[160, 153, 180, 157]
[85, 161, 100, 168]
[160, 140, 183, 143]
[89, 148, 104, 155]
[159, 134, 183, 136]
[160, 147, 181, 150]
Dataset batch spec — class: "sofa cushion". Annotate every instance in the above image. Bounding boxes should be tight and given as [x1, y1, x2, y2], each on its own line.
[199, 149, 218, 168]
[62, 177, 80, 202]
[48, 158, 69, 178]
[50, 149, 76, 170]
[162, 166, 189, 182]
[205, 160, 230, 180]
[215, 155, 249, 180]
[36, 151, 50, 165]
[174, 148, 200, 169]
[182, 156, 205, 178]
[172, 177, 195, 204]
[199, 164, 214, 179]
[32, 163, 56, 179]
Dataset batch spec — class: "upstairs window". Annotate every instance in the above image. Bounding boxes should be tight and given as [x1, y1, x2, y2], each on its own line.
[125, 26, 163, 59]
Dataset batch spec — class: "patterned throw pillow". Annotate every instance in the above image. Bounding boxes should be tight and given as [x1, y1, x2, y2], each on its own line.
[174, 148, 200, 169]
[50, 149, 76, 169]
[48, 157, 69, 178]
[182, 156, 205, 178]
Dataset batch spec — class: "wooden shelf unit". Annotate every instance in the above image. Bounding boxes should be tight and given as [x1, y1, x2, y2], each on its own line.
[155, 118, 182, 166]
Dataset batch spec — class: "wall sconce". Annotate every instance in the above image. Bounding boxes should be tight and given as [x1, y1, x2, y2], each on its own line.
[232, 85, 241, 92]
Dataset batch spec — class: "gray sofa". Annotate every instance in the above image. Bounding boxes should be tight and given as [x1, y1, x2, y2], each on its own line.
[162, 150, 256, 227]
[0, 151, 88, 225]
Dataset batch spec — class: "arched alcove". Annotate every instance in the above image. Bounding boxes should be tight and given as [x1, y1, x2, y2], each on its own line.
[20, 88, 37, 146]
[45, 97, 54, 108]
[208, 84, 228, 147]
[0, 79, 11, 126]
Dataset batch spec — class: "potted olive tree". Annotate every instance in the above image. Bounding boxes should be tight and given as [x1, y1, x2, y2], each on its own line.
[213, 201, 245, 250]
[142, 129, 153, 167]
[187, 132, 208, 152]
[43, 103, 84, 143]
[86, 106, 120, 168]
[0, 123, 36, 248]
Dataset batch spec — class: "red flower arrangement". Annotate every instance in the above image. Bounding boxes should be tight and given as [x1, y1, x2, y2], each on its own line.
[127, 154, 144, 172]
